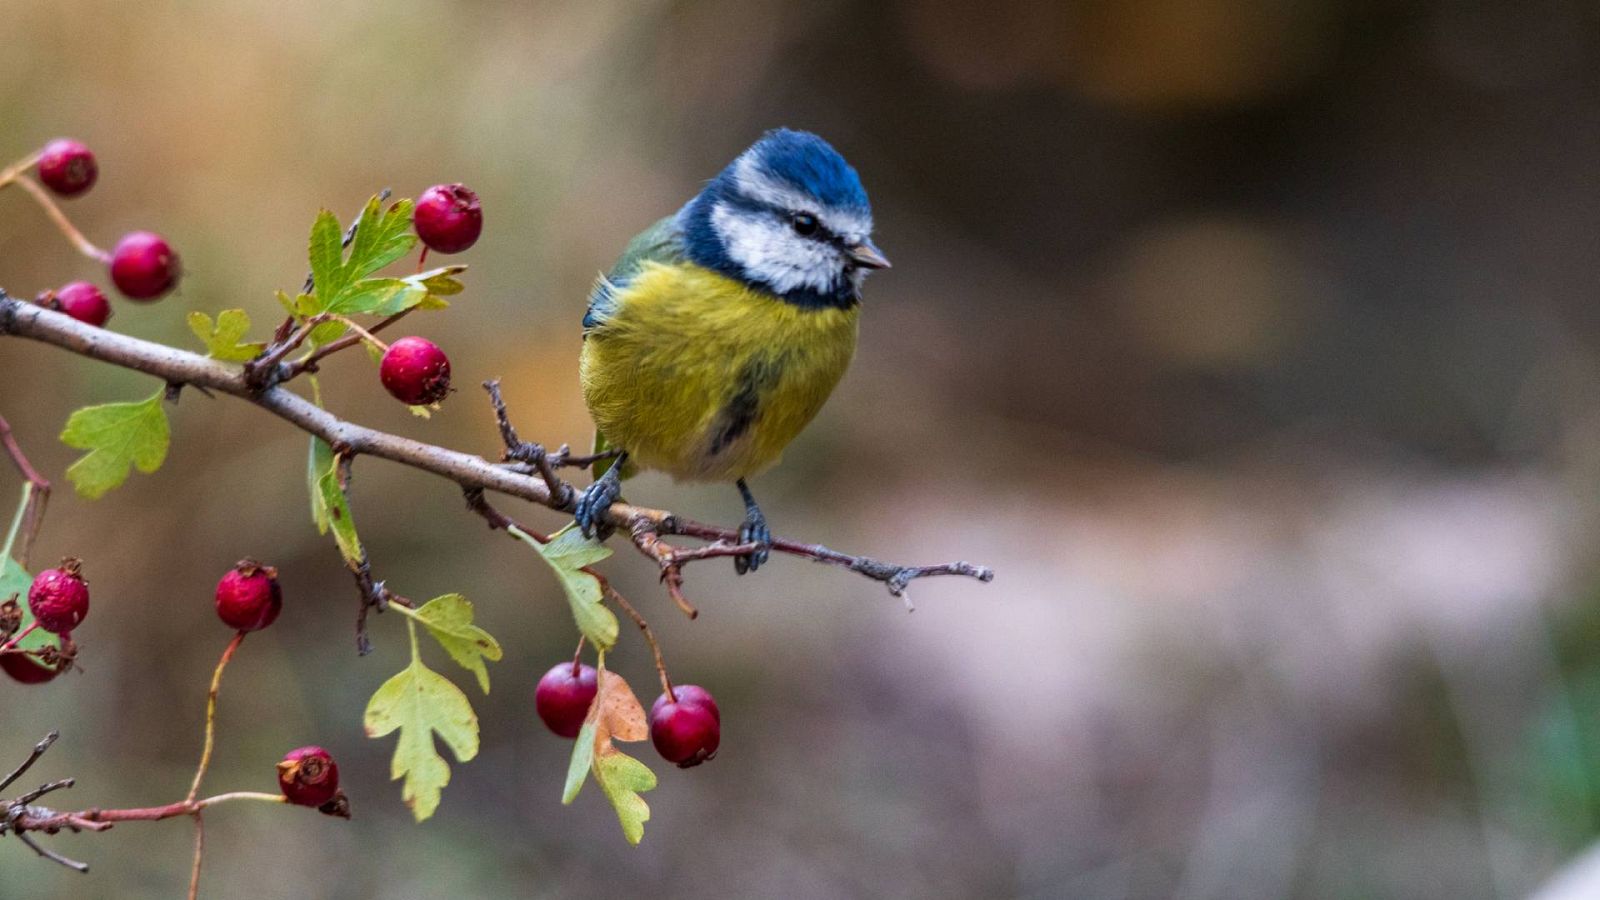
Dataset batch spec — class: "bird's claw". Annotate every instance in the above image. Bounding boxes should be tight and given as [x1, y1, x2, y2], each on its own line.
[735, 511, 772, 575]
[574, 471, 622, 541]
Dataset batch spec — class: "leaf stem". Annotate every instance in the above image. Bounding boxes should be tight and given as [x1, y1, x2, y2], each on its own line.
[187, 631, 246, 803]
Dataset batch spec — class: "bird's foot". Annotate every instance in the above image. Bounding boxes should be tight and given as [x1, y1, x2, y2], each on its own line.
[734, 480, 772, 575]
[574, 461, 624, 540]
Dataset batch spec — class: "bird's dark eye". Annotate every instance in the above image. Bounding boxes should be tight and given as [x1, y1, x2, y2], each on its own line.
[791, 213, 820, 237]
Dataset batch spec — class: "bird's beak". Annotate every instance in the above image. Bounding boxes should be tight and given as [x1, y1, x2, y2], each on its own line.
[847, 241, 891, 270]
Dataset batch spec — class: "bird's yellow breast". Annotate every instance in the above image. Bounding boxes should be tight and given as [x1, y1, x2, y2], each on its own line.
[580, 261, 858, 482]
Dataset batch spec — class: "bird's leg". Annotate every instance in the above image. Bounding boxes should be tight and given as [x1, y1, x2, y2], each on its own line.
[574, 453, 627, 540]
[734, 478, 772, 575]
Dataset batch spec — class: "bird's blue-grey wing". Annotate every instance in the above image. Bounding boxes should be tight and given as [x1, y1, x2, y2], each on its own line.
[582, 215, 687, 332]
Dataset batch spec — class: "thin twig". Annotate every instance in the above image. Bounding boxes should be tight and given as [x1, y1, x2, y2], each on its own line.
[603, 582, 673, 698]
[187, 814, 204, 900]
[10, 177, 110, 264]
[0, 151, 42, 189]
[16, 831, 88, 872]
[281, 307, 415, 381]
[483, 380, 575, 509]
[247, 312, 390, 390]
[187, 632, 245, 802]
[0, 731, 59, 794]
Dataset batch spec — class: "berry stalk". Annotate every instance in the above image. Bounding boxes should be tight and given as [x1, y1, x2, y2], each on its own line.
[186, 631, 245, 803]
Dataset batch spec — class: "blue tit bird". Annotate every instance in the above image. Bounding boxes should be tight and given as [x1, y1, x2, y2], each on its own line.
[573, 128, 890, 574]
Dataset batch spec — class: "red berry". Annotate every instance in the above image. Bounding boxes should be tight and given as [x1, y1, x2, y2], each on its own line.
[413, 184, 482, 254]
[49, 281, 111, 327]
[27, 560, 89, 634]
[535, 662, 598, 738]
[36, 139, 97, 197]
[109, 231, 180, 300]
[277, 746, 340, 807]
[214, 560, 282, 632]
[650, 685, 721, 768]
[379, 337, 452, 405]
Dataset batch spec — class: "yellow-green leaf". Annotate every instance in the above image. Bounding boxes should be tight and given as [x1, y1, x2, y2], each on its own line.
[595, 750, 656, 845]
[407, 594, 502, 694]
[364, 650, 479, 822]
[188, 309, 266, 362]
[309, 439, 361, 563]
[563, 720, 597, 804]
[511, 525, 618, 651]
[307, 437, 331, 533]
[560, 665, 654, 842]
[60, 392, 170, 499]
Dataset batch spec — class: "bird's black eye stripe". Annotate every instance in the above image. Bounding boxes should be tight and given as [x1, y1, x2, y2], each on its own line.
[791, 212, 820, 237]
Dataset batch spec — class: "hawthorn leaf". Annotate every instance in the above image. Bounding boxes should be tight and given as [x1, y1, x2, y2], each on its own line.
[0, 556, 28, 604]
[593, 669, 648, 746]
[344, 196, 416, 281]
[308, 209, 347, 300]
[562, 666, 654, 842]
[563, 720, 597, 804]
[307, 437, 332, 533]
[595, 749, 656, 845]
[511, 525, 618, 651]
[188, 309, 265, 362]
[324, 278, 413, 317]
[409, 594, 502, 694]
[364, 647, 479, 822]
[414, 265, 466, 297]
[60, 392, 170, 499]
[309, 439, 361, 563]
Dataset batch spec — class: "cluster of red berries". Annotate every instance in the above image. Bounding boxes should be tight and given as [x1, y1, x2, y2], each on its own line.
[6, 552, 344, 811]
[535, 662, 722, 769]
[373, 183, 481, 407]
[1, 559, 90, 683]
[31, 139, 181, 325]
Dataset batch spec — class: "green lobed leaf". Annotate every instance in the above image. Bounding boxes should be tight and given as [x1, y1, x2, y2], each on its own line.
[511, 525, 618, 651]
[308, 438, 361, 563]
[60, 392, 170, 499]
[344, 196, 417, 282]
[563, 720, 597, 804]
[595, 749, 656, 845]
[308, 209, 348, 300]
[188, 309, 266, 362]
[408, 594, 502, 694]
[363, 647, 480, 822]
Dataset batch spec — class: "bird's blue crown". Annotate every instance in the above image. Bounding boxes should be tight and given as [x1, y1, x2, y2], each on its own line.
[679, 129, 880, 309]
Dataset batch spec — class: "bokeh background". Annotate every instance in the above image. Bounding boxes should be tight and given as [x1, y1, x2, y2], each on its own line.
[3, 1, 1600, 897]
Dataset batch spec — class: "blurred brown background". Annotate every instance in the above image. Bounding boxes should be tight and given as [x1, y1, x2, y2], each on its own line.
[4, 0, 1600, 897]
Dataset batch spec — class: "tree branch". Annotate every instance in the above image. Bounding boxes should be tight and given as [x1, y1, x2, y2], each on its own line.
[0, 292, 994, 608]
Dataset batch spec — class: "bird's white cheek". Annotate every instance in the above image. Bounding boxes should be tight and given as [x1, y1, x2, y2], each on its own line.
[711, 204, 841, 295]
